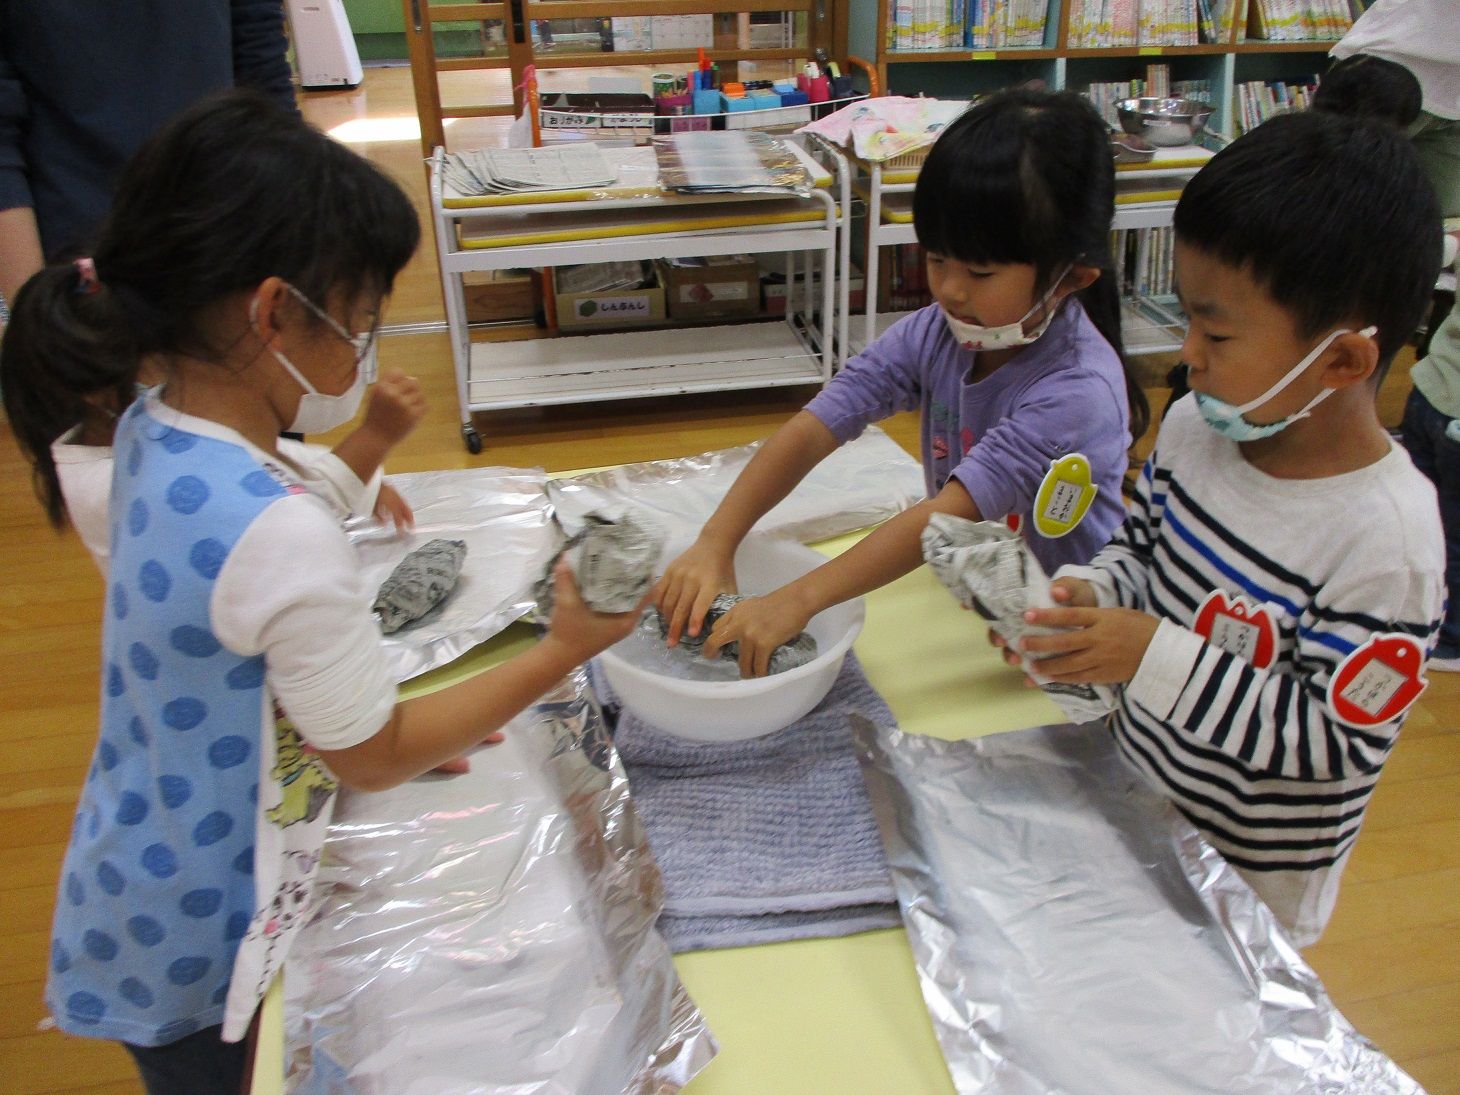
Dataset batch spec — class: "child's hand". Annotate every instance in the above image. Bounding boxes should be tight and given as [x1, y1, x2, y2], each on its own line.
[1049, 577, 1097, 608]
[702, 589, 810, 678]
[361, 369, 427, 448]
[541, 562, 647, 665]
[1015, 606, 1159, 685]
[373, 483, 414, 530]
[652, 537, 738, 647]
[988, 578, 1096, 660]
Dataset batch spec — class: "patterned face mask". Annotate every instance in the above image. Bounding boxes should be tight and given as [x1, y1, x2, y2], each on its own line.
[940, 265, 1072, 352]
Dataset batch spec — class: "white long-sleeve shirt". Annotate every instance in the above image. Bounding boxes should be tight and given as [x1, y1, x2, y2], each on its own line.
[1331, 0, 1460, 120]
[52, 428, 381, 575]
[1060, 395, 1444, 945]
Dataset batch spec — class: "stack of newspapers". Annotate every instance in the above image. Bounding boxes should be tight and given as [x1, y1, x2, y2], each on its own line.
[442, 145, 616, 196]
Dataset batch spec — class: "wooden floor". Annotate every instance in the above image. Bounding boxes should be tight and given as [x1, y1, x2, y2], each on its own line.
[1, 68, 1456, 1095]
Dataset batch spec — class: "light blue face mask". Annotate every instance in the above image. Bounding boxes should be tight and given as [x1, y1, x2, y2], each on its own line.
[1193, 325, 1377, 442]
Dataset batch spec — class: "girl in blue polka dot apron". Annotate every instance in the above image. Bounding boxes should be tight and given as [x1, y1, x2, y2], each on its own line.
[0, 91, 646, 1095]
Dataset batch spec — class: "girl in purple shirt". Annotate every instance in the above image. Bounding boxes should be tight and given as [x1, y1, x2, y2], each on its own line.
[655, 88, 1149, 676]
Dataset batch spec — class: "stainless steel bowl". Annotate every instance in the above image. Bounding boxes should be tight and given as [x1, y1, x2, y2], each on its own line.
[1109, 131, 1156, 164]
[1116, 97, 1213, 147]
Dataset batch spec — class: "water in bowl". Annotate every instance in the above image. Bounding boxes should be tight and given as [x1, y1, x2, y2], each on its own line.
[614, 612, 743, 683]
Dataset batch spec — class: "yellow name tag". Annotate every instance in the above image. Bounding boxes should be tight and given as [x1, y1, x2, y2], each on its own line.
[1033, 453, 1097, 539]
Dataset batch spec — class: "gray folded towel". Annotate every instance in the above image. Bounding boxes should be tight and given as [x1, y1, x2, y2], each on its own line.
[590, 654, 900, 953]
[659, 903, 902, 954]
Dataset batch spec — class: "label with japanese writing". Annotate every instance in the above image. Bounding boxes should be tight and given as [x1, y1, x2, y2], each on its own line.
[577, 295, 651, 319]
[1193, 589, 1278, 669]
[1033, 453, 1096, 539]
[1326, 633, 1428, 728]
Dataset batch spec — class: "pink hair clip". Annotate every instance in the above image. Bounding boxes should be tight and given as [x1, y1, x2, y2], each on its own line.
[74, 257, 100, 295]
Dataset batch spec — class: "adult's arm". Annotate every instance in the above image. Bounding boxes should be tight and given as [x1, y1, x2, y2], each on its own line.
[230, 0, 298, 112]
[0, 17, 42, 302]
[0, 205, 43, 303]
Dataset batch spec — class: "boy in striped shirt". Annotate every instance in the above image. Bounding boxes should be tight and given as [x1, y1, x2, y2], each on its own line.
[1007, 111, 1447, 945]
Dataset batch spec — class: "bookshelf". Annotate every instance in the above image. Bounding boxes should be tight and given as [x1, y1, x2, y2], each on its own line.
[400, 0, 850, 329]
[841, 0, 1351, 328]
[846, 0, 1361, 140]
[402, 0, 835, 157]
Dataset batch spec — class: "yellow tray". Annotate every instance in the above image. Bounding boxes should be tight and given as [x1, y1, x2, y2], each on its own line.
[853, 183, 915, 224]
[846, 149, 925, 186]
[458, 198, 836, 250]
[1116, 187, 1185, 205]
[1114, 149, 1214, 173]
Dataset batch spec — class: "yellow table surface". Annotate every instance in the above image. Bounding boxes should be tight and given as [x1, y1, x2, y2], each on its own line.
[254, 531, 1062, 1094]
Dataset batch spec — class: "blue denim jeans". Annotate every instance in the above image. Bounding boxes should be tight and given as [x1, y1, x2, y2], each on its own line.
[1400, 387, 1460, 651]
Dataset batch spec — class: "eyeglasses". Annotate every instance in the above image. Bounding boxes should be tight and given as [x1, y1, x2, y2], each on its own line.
[286, 284, 379, 371]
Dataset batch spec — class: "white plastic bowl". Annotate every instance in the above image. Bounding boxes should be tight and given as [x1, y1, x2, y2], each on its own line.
[596, 535, 865, 741]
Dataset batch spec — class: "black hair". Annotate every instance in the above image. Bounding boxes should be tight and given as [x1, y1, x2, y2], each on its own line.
[0, 88, 420, 527]
[912, 87, 1150, 443]
[1173, 109, 1441, 372]
[1314, 54, 1423, 129]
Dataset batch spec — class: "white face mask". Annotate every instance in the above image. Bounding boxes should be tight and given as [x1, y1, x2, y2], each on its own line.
[940, 266, 1072, 352]
[251, 288, 374, 435]
[270, 347, 367, 435]
[1193, 325, 1377, 442]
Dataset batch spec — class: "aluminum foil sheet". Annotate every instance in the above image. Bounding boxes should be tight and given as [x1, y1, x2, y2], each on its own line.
[547, 426, 926, 544]
[284, 669, 717, 1094]
[855, 718, 1423, 1095]
[347, 467, 556, 683]
[652, 131, 811, 197]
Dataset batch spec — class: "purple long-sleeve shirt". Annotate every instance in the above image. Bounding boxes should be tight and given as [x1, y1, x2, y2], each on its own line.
[804, 301, 1131, 573]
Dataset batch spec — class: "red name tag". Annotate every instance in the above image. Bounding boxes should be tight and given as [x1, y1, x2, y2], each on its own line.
[1327, 634, 1428, 728]
[1193, 589, 1278, 670]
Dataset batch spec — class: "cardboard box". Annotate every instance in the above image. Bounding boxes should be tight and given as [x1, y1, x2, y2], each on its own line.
[657, 256, 761, 320]
[463, 271, 536, 324]
[554, 266, 666, 329]
[762, 270, 866, 315]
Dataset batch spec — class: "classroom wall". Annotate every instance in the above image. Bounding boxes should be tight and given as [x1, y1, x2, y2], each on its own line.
[341, 0, 409, 61]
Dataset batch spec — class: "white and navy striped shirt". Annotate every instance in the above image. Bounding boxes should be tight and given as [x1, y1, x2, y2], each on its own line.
[1061, 395, 1444, 945]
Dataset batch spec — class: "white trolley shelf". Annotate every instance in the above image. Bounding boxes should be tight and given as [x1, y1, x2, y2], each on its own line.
[429, 141, 843, 453]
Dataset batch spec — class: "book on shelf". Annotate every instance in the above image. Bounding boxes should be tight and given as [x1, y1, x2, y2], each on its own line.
[1147, 63, 1170, 98]
[1114, 226, 1178, 299]
[1234, 75, 1318, 133]
[1070, 0, 1210, 49]
[1195, 0, 1216, 42]
[893, 0, 913, 50]
[889, 0, 1052, 51]
[887, 244, 933, 312]
[1244, 0, 1352, 40]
